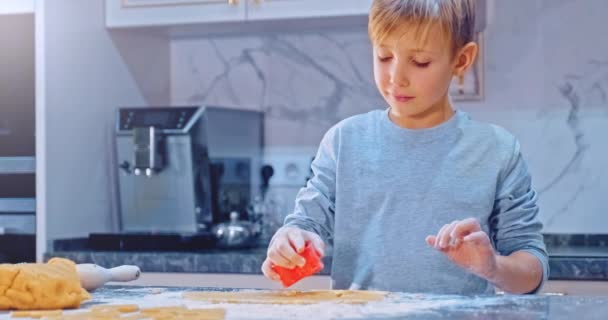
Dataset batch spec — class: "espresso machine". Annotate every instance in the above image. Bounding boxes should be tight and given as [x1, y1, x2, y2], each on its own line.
[89, 106, 264, 251]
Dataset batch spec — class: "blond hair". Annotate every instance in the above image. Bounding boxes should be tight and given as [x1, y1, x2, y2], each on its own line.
[369, 0, 476, 53]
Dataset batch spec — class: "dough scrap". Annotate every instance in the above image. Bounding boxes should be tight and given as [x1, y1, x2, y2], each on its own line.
[10, 304, 225, 320]
[90, 304, 139, 313]
[10, 310, 62, 318]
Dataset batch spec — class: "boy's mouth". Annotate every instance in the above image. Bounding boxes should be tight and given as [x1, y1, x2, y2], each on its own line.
[392, 94, 415, 103]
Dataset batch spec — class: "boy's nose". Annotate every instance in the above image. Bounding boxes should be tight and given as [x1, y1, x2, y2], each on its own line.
[389, 63, 410, 87]
[390, 71, 410, 87]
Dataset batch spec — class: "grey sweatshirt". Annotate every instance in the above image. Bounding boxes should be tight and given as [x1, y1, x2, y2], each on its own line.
[283, 108, 548, 295]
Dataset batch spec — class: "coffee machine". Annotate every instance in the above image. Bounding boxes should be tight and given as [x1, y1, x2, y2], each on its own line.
[95, 106, 263, 250]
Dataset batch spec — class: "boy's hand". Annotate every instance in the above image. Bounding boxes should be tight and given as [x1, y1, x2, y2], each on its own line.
[261, 227, 325, 282]
[425, 218, 498, 281]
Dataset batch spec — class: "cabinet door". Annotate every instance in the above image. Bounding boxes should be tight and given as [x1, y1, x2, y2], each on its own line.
[106, 0, 246, 28]
[0, 0, 34, 15]
[0, 13, 35, 218]
[0, 13, 36, 265]
[246, 0, 372, 21]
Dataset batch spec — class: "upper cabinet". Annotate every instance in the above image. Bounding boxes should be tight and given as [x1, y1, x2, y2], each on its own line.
[246, 0, 372, 21]
[106, 0, 246, 28]
[106, 0, 372, 28]
[0, 0, 34, 15]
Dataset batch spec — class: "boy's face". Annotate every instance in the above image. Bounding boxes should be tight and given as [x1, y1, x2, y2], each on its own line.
[372, 23, 472, 119]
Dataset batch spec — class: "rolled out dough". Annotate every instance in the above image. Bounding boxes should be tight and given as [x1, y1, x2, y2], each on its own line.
[183, 290, 388, 305]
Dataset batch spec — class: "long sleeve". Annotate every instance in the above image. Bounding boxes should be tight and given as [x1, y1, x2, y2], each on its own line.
[489, 139, 549, 293]
[283, 126, 339, 245]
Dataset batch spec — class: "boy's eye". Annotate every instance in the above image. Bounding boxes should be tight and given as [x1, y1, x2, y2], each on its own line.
[413, 61, 431, 68]
[377, 56, 393, 62]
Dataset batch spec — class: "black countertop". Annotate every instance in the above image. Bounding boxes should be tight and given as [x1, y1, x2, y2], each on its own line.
[47, 246, 320, 274]
[46, 234, 608, 281]
[4, 285, 606, 319]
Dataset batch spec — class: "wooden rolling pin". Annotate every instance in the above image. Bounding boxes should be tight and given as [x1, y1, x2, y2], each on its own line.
[76, 263, 141, 291]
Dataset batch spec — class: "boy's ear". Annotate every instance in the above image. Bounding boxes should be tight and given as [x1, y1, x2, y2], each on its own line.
[453, 42, 478, 77]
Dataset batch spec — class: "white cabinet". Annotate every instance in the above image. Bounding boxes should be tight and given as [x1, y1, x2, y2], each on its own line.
[0, 0, 34, 15]
[106, 0, 371, 28]
[247, 0, 372, 21]
[106, 0, 246, 28]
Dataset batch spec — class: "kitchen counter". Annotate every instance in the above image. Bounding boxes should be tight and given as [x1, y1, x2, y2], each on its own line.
[46, 247, 608, 280]
[2, 285, 608, 319]
[47, 247, 335, 275]
[47, 249, 608, 281]
[46, 234, 608, 280]
[544, 234, 608, 280]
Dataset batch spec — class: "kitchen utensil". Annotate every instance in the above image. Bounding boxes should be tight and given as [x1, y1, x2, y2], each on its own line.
[76, 264, 141, 291]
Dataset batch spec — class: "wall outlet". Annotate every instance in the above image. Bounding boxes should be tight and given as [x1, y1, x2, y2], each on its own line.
[263, 147, 316, 188]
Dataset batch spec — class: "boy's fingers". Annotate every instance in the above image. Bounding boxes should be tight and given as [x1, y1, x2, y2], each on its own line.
[287, 231, 306, 253]
[268, 247, 296, 269]
[434, 224, 449, 249]
[437, 222, 458, 249]
[261, 259, 281, 281]
[277, 241, 305, 267]
[425, 235, 437, 247]
[313, 238, 325, 257]
[463, 231, 490, 246]
[304, 232, 325, 256]
[450, 218, 481, 240]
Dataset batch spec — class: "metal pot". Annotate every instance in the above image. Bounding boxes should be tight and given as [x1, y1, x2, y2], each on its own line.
[213, 211, 256, 249]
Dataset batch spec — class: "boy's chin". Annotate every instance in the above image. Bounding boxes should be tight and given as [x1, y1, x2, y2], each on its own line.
[388, 103, 428, 118]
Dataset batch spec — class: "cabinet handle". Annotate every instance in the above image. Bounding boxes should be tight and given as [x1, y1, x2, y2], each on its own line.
[228, 0, 239, 5]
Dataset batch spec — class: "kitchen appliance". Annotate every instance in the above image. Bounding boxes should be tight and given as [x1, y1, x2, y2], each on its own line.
[89, 106, 263, 251]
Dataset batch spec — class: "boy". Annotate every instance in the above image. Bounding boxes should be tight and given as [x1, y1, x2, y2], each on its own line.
[262, 0, 548, 295]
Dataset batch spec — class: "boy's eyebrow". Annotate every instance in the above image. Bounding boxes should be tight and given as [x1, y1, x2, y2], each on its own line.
[410, 48, 441, 55]
[375, 45, 440, 55]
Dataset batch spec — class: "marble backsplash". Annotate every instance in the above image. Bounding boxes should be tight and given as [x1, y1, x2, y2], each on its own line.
[170, 0, 608, 234]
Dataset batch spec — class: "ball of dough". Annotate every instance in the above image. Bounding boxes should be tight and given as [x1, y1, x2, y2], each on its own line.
[0, 258, 90, 310]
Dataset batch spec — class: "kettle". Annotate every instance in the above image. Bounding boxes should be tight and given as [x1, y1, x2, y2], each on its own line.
[213, 211, 257, 249]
